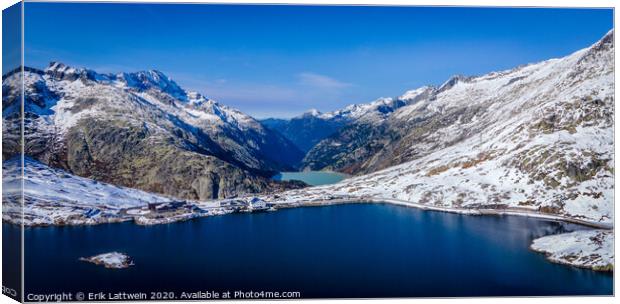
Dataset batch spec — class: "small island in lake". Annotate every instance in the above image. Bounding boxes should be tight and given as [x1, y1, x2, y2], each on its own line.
[79, 252, 134, 269]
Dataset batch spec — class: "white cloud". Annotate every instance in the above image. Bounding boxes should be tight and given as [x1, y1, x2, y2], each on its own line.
[297, 72, 352, 89]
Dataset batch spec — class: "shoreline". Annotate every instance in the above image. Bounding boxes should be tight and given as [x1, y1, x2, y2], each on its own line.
[271, 197, 614, 272]
[5, 195, 613, 272]
[4, 196, 613, 230]
[529, 245, 614, 273]
[271, 197, 614, 230]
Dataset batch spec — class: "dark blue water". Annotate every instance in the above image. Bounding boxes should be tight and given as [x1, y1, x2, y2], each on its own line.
[14, 204, 613, 298]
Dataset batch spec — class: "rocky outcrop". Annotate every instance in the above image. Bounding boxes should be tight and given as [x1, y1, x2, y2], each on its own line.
[61, 119, 271, 200]
[302, 122, 393, 173]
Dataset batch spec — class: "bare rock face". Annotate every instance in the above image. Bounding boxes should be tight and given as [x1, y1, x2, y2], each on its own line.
[302, 122, 392, 173]
[63, 119, 271, 200]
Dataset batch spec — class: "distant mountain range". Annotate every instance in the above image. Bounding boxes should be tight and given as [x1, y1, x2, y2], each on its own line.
[260, 111, 347, 153]
[260, 93, 417, 154]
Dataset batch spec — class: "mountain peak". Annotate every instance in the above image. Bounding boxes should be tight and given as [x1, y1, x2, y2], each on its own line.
[589, 29, 614, 53]
[399, 86, 435, 102]
[437, 74, 471, 93]
[302, 108, 322, 117]
[572, 29, 614, 66]
[118, 69, 187, 100]
[186, 91, 217, 107]
[46, 61, 69, 72]
[42, 63, 189, 101]
[601, 29, 613, 42]
[44, 61, 98, 81]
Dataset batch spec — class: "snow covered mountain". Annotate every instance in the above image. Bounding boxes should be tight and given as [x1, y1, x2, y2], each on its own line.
[2, 63, 304, 200]
[298, 86, 435, 171]
[267, 30, 614, 225]
[303, 31, 614, 178]
[261, 93, 414, 153]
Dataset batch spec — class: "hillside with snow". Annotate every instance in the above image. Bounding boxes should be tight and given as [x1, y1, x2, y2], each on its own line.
[2, 157, 172, 225]
[302, 32, 613, 179]
[264, 30, 614, 226]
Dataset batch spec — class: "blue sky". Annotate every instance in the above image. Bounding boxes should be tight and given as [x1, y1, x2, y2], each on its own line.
[24, 3, 612, 118]
[2, 2, 21, 74]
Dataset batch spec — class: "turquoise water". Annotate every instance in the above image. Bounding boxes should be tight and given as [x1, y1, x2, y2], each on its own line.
[16, 204, 612, 298]
[273, 171, 347, 186]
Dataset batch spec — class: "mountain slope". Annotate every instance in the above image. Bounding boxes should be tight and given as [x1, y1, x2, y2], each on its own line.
[2, 157, 173, 225]
[302, 32, 614, 178]
[2, 63, 304, 200]
[265, 30, 614, 225]
[300, 87, 434, 172]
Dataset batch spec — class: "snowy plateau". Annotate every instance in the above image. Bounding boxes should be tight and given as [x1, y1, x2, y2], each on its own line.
[1, 31, 614, 271]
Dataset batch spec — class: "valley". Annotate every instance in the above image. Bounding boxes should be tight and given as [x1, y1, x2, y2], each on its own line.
[2, 30, 614, 272]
